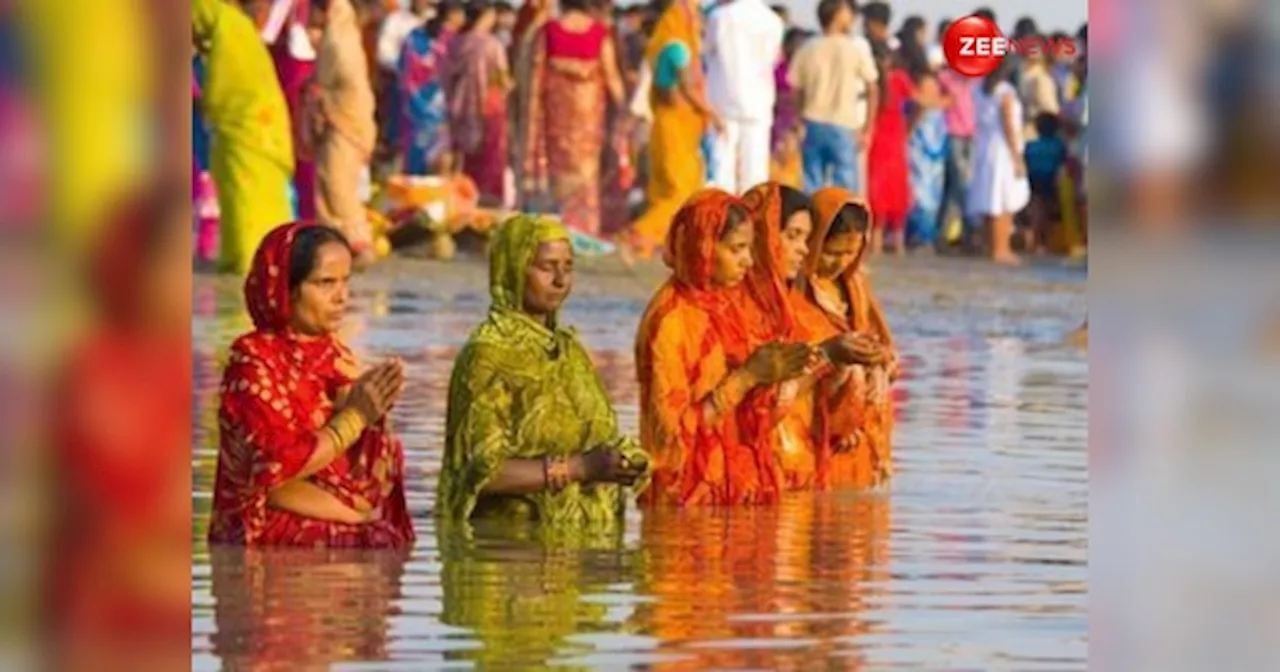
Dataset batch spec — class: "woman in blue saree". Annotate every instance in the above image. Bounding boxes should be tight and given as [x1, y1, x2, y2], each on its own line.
[398, 2, 465, 175]
[905, 69, 949, 251]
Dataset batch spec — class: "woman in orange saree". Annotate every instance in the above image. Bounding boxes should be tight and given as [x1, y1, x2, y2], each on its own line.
[792, 187, 899, 489]
[634, 189, 811, 506]
[623, 0, 721, 259]
[739, 182, 889, 489]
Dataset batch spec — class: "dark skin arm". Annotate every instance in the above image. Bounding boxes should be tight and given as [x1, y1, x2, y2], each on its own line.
[481, 445, 645, 495]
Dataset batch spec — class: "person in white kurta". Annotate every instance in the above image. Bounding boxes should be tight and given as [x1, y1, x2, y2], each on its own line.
[967, 70, 1030, 264]
[703, 0, 784, 194]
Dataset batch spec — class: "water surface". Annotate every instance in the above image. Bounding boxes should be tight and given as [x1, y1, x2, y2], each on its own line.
[192, 256, 1087, 670]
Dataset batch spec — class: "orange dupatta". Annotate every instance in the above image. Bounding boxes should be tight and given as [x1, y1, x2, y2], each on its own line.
[795, 187, 896, 488]
[635, 189, 784, 506]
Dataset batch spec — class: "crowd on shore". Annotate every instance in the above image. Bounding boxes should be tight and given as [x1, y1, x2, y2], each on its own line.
[193, 0, 1088, 275]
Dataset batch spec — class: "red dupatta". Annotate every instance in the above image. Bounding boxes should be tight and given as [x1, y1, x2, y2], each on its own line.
[208, 222, 414, 547]
[739, 182, 800, 343]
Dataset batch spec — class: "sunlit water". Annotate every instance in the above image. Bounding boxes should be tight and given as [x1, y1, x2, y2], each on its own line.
[192, 256, 1087, 670]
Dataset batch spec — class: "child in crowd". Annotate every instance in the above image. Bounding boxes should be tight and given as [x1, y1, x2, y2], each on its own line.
[1022, 112, 1068, 254]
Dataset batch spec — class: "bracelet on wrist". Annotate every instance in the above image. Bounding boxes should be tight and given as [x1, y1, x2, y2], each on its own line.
[326, 407, 367, 452]
[543, 455, 573, 492]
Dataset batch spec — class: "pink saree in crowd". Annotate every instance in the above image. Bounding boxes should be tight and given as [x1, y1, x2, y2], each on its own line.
[445, 29, 510, 203]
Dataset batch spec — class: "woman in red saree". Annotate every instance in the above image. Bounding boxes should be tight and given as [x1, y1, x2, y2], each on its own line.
[445, 1, 511, 204]
[792, 187, 898, 489]
[208, 222, 415, 547]
[634, 188, 811, 506]
[866, 42, 915, 256]
[522, 0, 626, 236]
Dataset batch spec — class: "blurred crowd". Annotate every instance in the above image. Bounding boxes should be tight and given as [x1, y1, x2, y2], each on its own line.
[191, 0, 1089, 273]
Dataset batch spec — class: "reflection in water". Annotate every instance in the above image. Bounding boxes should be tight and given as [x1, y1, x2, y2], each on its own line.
[206, 546, 408, 670]
[634, 495, 891, 670]
[436, 519, 640, 670]
[192, 261, 1086, 669]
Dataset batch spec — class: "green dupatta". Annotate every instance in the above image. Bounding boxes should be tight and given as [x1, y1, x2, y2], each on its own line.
[438, 215, 648, 525]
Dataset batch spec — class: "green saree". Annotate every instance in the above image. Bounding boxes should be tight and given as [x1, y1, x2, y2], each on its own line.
[439, 215, 648, 525]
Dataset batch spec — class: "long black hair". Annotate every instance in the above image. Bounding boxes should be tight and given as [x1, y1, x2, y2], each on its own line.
[425, 0, 461, 37]
[897, 15, 931, 79]
[871, 39, 895, 105]
[826, 202, 871, 238]
[462, 0, 494, 32]
[720, 203, 751, 240]
[779, 186, 812, 228]
[897, 15, 926, 52]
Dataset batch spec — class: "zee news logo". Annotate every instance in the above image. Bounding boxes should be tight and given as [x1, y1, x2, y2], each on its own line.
[944, 15, 1081, 77]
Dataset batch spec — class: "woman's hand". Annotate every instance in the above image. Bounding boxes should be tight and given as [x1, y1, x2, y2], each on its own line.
[575, 445, 647, 486]
[744, 342, 812, 385]
[1014, 155, 1028, 179]
[705, 110, 726, 136]
[833, 432, 861, 455]
[821, 333, 888, 367]
[344, 359, 405, 423]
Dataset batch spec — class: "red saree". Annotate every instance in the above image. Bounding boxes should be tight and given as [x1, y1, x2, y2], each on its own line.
[740, 182, 843, 489]
[635, 189, 785, 506]
[524, 19, 610, 235]
[208, 223, 415, 547]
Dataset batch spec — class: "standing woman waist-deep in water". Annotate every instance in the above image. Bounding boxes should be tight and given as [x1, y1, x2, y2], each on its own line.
[438, 214, 648, 525]
[634, 189, 815, 507]
[738, 182, 891, 489]
[792, 187, 899, 488]
[209, 223, 414, 547]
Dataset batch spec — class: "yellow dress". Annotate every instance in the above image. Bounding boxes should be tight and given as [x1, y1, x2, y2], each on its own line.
[194, 0, 295, 275]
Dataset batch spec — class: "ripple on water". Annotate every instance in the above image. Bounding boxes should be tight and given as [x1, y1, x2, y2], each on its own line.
[191, 259, 1086, 670]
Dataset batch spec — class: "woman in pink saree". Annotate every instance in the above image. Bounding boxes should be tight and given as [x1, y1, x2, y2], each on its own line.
[444, 1, 511, 204]
[267, 0, 319, 219]
[522, 0, 626, 236]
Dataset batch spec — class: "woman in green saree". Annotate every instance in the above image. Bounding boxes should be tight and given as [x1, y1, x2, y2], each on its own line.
[439, 214, 648, 524]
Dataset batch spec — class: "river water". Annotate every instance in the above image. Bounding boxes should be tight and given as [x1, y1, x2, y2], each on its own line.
[192, 255, 1087, 670]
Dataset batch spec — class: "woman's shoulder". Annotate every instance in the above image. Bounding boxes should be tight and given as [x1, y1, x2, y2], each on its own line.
[640, 289, 710, 344]
[227, 332, 280, 365]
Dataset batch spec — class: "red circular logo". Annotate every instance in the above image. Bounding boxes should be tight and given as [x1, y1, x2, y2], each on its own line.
[943, 15, 1006, 77]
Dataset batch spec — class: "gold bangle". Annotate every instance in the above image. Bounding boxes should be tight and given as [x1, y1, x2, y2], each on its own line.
[326, 408, 366, 451]
[545, 456, 572, 492]
[710, 385, 731, 415]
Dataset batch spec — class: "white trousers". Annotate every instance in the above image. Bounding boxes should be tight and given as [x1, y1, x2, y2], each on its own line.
[710, 117, 772, 194]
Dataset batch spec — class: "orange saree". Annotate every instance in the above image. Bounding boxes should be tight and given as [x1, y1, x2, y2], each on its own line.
[635, 189, 785, 507]
[794, 187, 897, 489]
[738, 182, 831, 489]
